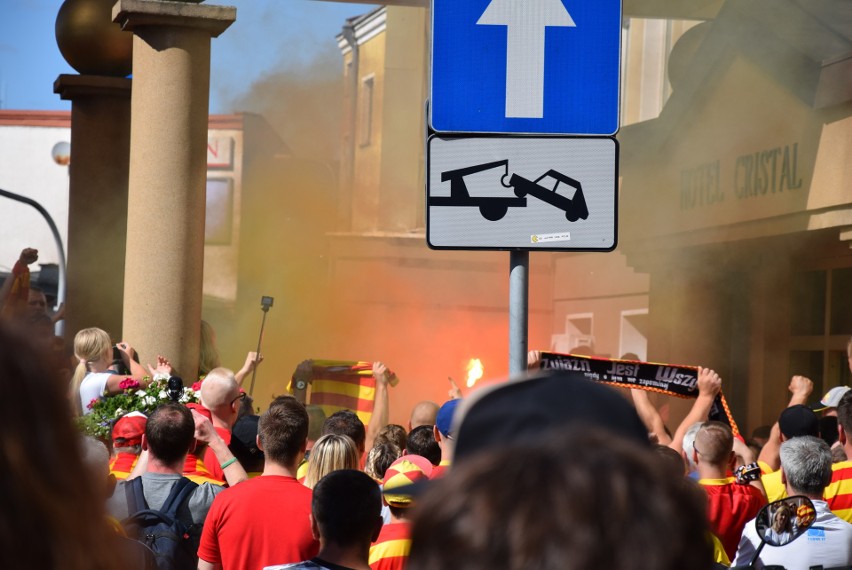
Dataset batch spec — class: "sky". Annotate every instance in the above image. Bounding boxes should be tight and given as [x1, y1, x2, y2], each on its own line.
[0, 0, 376, 112]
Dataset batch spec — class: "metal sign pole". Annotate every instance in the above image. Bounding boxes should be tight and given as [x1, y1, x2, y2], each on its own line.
[509, 250, 529, 375]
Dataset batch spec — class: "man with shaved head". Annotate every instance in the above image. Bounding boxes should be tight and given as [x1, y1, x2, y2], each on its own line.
[408, 401, 439, 432]
[200, 368, 244, 482]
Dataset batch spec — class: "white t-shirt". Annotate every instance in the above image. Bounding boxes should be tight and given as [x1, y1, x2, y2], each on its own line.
[79, 372, 112, 414]
[733, 500, 852, 570]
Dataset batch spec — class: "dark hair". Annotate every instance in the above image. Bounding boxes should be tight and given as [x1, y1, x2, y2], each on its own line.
[654, 444, 687, 479]
[375, 424, 407, 451]
[312, 469, 381, 546]
[146, 403, 195, 466]
[322, 410, 366, 451]
[259, 396, 309, 466]
[406, 425, 441, 466]
[0, 323, 122, 569]
[838, 390, 852, 437]
[409, 428, 712, 570]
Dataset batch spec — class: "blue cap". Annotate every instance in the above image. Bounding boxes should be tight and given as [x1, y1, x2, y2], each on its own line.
[436, 399, 461, 437]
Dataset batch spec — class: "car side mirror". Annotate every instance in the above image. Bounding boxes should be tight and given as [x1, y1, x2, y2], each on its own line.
[730, 496, 816, 569]
[755, 496, 816, 547]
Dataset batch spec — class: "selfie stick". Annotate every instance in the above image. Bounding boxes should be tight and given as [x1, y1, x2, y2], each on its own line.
[248, 296, 274, 396]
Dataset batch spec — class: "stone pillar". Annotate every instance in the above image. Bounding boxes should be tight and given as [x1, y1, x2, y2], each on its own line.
[54, 75, 131, 344]
[113, 0, 235, 379]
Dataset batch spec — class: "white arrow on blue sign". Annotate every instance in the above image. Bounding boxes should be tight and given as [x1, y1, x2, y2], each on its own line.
[430, 0, 622, 135]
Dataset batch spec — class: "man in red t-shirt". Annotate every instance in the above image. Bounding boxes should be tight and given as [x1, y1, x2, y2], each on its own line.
[198, 396, 319, 570]
[695, 421, 766, 561]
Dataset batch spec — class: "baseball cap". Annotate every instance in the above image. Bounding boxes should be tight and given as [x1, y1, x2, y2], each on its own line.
[382, 454, 433, 507]
[229, 414, 264, 467]
[435, 399, 461, 438]
[778, 405, 820, 438]
[814, 386, 851, 412]
[112, 411, 147, 447]
[453, 369, 649, 465]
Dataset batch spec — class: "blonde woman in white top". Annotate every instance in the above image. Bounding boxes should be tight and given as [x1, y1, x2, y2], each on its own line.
[71, 327, 170, 415]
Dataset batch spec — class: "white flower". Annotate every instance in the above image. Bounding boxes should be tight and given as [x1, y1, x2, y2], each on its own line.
[179, 393, 190, 403]
[158, 390, 168, 400]
[144, 395, 157, 407]
[136, 390, 147, 398]
[115, 408, 125, 417]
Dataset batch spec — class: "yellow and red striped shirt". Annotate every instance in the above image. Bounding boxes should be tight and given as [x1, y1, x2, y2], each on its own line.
[109, 452, 139, 481]
[825, 460, 852, 522]
[369, 521, 411, 570]
[183, 454, 225, 486]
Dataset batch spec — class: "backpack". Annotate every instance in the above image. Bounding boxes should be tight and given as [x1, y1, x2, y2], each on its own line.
[121, 477, 200, 570]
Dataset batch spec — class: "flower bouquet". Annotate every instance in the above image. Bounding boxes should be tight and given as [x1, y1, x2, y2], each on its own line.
[77, 377, 200, 440]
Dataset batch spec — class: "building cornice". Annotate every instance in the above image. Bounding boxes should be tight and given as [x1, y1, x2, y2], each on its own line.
[0, 111, 71, 128]
[337, 6, 387, 54]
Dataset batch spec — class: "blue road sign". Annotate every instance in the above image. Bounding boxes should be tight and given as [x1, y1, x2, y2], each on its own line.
[430, 0, 621, 135]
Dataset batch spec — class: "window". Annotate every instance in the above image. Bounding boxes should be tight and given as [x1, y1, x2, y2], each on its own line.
[551, 313, 594, 354]
[619, 309, 648, 361]
[359, 75, 375, 147]
[788, 267, 852, 394]
[205, 178, 233, 245]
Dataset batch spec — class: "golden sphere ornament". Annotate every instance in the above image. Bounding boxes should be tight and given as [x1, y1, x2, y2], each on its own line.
[55, 0, 133, 77]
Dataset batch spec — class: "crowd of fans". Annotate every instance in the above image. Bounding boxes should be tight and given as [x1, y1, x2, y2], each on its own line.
[4, 245, 852, 570]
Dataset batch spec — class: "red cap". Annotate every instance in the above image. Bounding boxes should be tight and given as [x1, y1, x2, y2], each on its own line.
[112, 412, 147, 447]
[186, 402, 212, 422]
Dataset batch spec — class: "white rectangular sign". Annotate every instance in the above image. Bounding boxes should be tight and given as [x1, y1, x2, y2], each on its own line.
[427, 136, 617, 250]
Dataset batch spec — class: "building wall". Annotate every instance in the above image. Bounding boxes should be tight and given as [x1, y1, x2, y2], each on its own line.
[0, 113, 71, 272]
[0, 111, 251, 306]
[350, 16, 387, 233]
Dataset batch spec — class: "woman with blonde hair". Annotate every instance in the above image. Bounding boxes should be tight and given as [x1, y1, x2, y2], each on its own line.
[199, 319, 262, 386]
[199, 319, 222, 377]
[303, 434, 359, 489]
[71, 327, 169, 415]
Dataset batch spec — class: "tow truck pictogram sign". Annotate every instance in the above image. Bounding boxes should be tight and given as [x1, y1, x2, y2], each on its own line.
[427, 135, 617, 251]
[430, 159, 589, 223]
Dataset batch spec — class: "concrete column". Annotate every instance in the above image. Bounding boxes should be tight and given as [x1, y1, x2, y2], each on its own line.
[54, 74, 131, 344]
[113, 0, 235, 379]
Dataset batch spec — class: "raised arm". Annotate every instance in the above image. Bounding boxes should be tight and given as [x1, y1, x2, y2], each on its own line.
[192, 409, 247, 486]
[732, 435, 766, 497]
[0, 248, 38, 313]
[365, 361, 391, 453]
[758, 375, 813, 470]
[631, 388, 672, 445]
[668, 367, 722, 453]
[105, 348, 169, 395]
[290, 360, 313, 405]
[234, 351, 263, 387]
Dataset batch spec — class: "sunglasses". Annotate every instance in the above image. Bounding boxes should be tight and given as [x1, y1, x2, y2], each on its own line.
[231, 392, 247, 406]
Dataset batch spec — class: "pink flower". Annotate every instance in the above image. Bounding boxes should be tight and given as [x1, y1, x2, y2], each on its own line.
[119, 378, 141, 390]
[87, 398, 98, 410]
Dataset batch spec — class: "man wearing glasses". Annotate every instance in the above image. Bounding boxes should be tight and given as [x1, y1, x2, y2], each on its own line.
[200, 368, 246, 482]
